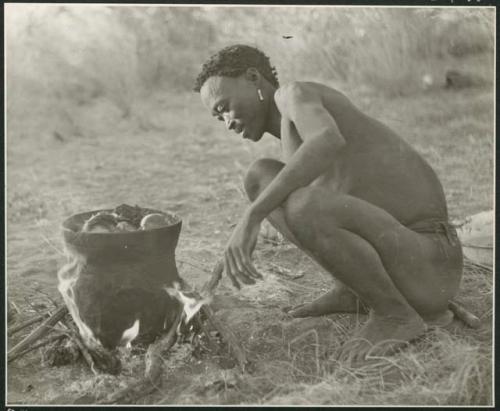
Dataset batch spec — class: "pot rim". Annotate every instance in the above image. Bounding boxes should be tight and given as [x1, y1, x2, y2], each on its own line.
[62, 208, 182, 238]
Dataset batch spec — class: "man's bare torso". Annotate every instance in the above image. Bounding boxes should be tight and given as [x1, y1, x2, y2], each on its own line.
[279, 82, 448, 226]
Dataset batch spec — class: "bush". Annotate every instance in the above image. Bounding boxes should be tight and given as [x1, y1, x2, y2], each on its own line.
[5, 5, 494, 139]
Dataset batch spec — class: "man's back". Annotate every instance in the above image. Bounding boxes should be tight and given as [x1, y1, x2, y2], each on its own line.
[284, 82, 449, 225]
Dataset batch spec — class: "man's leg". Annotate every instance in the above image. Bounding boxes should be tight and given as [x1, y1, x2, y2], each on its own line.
[243, 159, 461, 358]
[244, 158, 365, 315]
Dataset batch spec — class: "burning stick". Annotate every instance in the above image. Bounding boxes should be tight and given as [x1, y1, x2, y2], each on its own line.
[60, 316, 122, 375]
[200, 304, 248, 372]
[70, 330, 99, 375]
[202, 259, 248, 371]
[173, 259, 248, 372]
[99, 308, 184, 404]
[7, 306, 68, 362]
[201, 259, 224, 295]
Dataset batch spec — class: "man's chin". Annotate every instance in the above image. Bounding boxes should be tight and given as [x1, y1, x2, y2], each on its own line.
[245, 132, 263, 142]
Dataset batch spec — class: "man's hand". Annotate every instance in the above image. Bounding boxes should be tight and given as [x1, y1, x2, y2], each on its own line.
[224, 209, 264, 289]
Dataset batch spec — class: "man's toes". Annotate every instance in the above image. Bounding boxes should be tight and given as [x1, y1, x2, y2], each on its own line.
[365, 339, 409, 359]
[281, 303, 304, 314]
[287, 304, 315, 318]
[424, 310, 454, 328]
[336, 338, 371, 364]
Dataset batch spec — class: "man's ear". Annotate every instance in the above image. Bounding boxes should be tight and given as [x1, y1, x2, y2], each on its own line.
[244, 67, 261, 84]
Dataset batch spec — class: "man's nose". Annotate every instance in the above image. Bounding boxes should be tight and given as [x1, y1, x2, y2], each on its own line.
[224, 116, 236, 130]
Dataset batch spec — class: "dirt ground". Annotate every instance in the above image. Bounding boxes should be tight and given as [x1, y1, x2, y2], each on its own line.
[6, 86, 494, 405]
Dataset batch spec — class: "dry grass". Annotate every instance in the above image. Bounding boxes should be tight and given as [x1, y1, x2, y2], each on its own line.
[6, 85, 494, 405]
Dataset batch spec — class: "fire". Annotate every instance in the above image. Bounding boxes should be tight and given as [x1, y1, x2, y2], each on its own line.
[57, 249, 102, 350]
[120, 319, 140, 348]
[164, 282, 211, 325]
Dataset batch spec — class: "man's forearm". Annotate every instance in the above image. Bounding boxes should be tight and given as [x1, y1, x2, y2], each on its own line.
[247, 132, 343, 221]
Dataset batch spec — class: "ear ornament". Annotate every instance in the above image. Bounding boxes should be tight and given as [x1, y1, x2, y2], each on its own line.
[257, 89, 264, 101]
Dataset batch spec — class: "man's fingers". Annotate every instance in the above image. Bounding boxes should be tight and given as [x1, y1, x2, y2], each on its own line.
[239, 249, 263, 280]
[224, 256, 240, 290]
[235, 249, 257, 279]
[247, 261, 263, 280]
[237, 249, 263, 280]
[228, 249, 255, 284]
[225, 251, 238, 277]
[227, 250, 254, 285]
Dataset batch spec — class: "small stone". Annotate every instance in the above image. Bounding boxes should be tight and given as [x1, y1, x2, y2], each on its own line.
[23, 384, 34, 393]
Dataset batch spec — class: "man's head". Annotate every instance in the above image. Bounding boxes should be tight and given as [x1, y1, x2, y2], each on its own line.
[194, 44, 279, 142]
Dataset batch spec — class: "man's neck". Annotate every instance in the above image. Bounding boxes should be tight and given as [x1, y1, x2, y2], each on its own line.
[264, 86, 281, 139]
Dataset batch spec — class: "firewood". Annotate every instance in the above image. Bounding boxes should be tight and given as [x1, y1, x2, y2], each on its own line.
[61, 317, 121, 375]
[69, 330, 99, 375]
[201, 259, 248, 371]
[201, 259, 224, 295]
[7, 306, 68, 362]
[201, 305, 248, 372]
[8, 333, 67, 363]
[177, 259, 248, 372]
[173, 259, 247, 371]
[99, 308, 183, 404]
[8, 312, 50, 336]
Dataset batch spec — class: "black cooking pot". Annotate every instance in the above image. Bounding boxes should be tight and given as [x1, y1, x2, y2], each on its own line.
[61, 208, 183, 350]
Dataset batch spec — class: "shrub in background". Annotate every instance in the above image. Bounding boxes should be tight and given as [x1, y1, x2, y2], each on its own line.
[5, 5, 494, 139]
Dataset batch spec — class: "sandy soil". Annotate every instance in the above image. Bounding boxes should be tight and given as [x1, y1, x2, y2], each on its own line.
[6, 88, 493, 405]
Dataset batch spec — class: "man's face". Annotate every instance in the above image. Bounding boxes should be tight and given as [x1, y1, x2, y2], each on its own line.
[200, 75, 267, 142]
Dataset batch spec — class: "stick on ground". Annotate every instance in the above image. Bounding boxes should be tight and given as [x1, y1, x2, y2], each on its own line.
[201, 304, 248, 372]
[199, 259, 248, 371]
[449, 300, 481, 329]
[7, 306, 68, 362]
[8, 333, 67, 363]
[8, 312, 50, 336]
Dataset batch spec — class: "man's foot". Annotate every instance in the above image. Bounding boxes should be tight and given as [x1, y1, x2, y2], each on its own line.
[337, 311, 427, 366]
[422, 309, 454, 328]
[283, 286, 368, 318]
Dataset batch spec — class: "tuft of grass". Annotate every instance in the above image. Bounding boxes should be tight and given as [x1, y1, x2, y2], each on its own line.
[251, 326, 492, 406]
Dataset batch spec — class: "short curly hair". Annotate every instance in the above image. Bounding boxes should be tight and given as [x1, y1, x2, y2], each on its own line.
[193, 44, 279, 92]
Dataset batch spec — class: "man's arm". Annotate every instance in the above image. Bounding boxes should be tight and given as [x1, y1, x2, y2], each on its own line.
[248, 82, 346, 221]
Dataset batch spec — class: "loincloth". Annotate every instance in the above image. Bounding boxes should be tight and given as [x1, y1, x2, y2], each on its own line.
[406, 218, 459, 247]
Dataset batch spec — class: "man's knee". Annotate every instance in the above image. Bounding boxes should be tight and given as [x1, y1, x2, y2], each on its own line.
[243, 158, 283, 201]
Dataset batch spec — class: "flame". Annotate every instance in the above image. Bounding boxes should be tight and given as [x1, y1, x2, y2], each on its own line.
[164, 282, 211, 324]
[57, 249, 102, 351]
[120, 319, 140, 348]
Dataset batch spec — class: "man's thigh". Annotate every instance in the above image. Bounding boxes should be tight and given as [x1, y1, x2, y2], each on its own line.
[284, 186, 461, 313]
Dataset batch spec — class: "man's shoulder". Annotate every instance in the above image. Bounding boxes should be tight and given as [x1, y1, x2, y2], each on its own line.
[275, 81, 346, 103]
[275, 81, 329, 98]
[274, 81, 346, 116]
